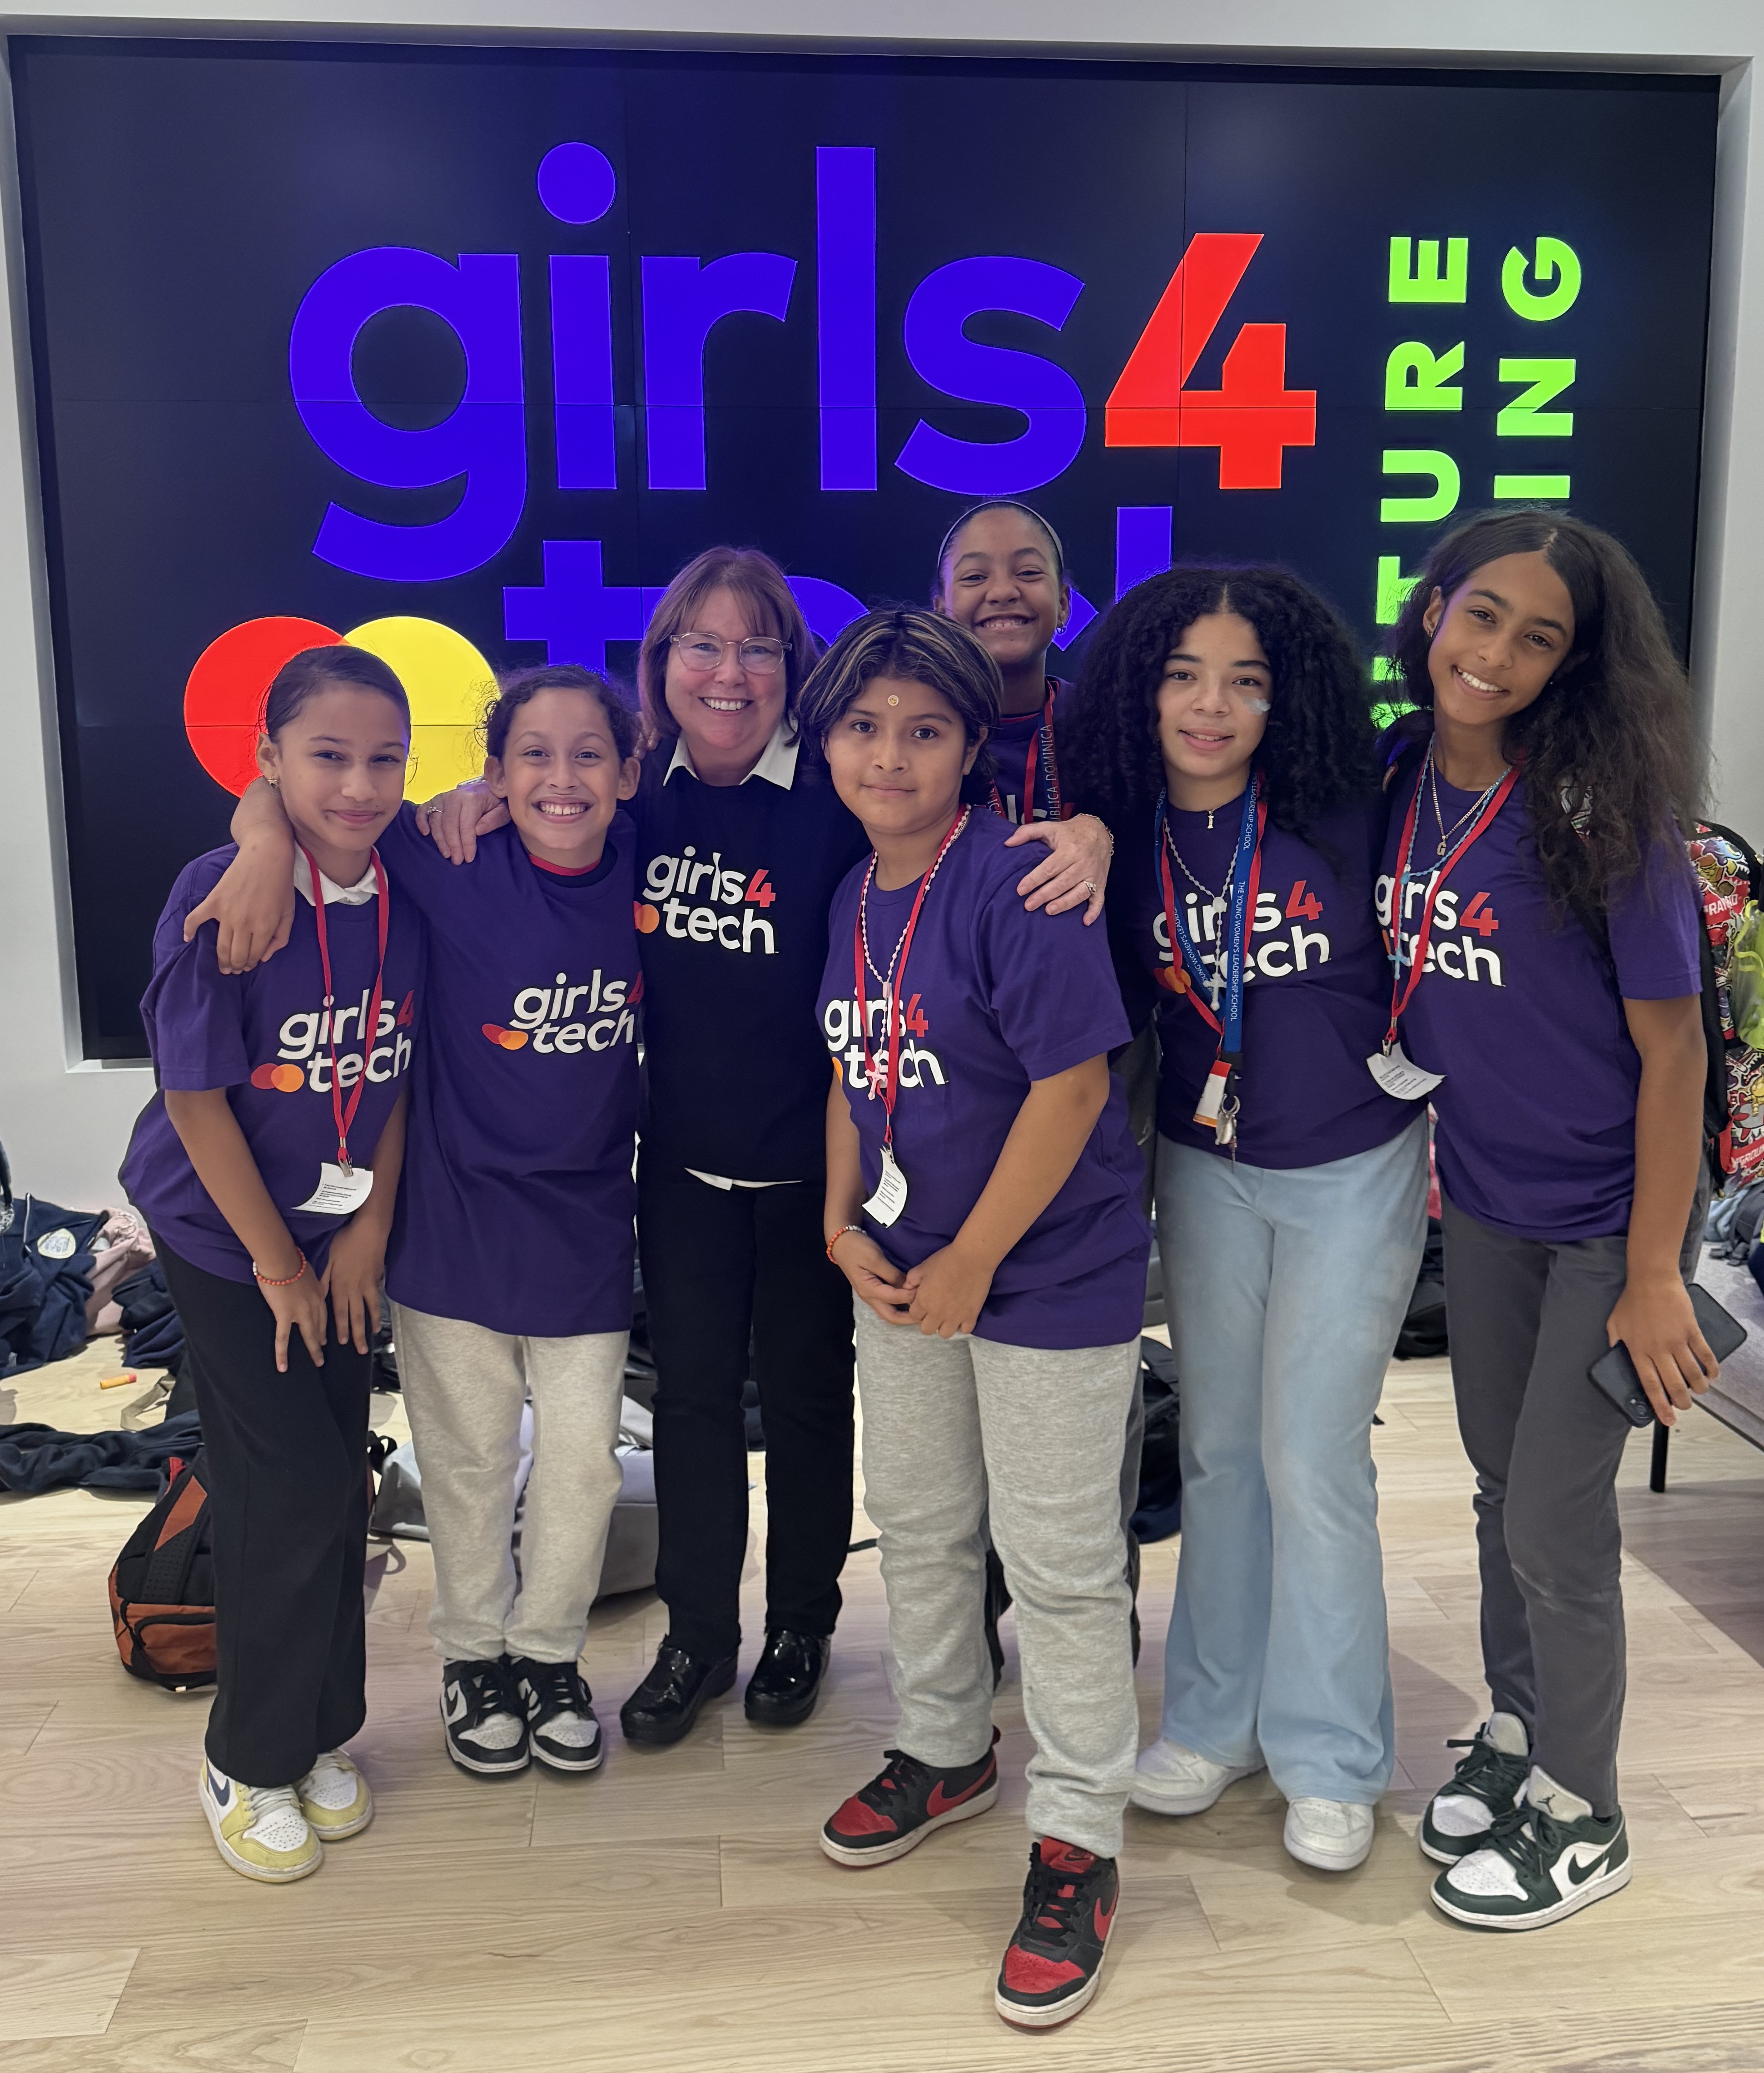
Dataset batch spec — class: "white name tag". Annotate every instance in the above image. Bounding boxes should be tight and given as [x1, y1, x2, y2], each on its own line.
[1366, 1042, 1444, 1101]
[293, 1162, 375, 1216]
[863, 1146, 909, 1228]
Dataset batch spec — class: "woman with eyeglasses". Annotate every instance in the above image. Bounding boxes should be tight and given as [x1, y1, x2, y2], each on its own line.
[426, 545, 1115, 1745]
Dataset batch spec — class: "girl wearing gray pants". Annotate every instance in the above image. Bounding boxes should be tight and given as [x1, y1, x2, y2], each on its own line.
[799, 610, 1151, 2033]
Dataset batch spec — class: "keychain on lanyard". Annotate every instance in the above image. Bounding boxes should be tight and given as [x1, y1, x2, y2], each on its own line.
[850, 808, 970, 1224]
[1367, 741, 1519, 1100]
[290, 846, 391, 1215]
[989, 685, 1067, 825]
[1154, 777, 1265, 1149]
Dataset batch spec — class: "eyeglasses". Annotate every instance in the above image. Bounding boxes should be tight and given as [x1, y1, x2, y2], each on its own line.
[670, 633, 790, 675]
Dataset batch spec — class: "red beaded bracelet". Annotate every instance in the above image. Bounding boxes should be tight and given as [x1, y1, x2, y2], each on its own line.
[253, 1252, 308, 1287]
[825, 1224, 863, 1264]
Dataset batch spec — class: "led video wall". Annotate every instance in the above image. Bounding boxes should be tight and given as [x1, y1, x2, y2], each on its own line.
[10, 40, 1716, 1055]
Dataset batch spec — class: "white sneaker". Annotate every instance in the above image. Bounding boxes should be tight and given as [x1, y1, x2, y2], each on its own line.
[1284, 1796, 1375, 1871]
[199, 1761, 322, 1883]
[297, 1748, 373, 1840]
[1130, 1738, 1265, 1816]
[1421, 1710, 1529, 1864]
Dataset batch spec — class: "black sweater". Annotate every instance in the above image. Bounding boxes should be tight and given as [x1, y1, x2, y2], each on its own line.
[630, 751, 870, 1181]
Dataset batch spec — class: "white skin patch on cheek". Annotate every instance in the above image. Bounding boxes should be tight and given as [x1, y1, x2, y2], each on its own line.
[1243, 698, 1272, 714]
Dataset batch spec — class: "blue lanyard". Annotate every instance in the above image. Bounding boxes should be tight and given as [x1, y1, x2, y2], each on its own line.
[1153, 777, 1263, 1061]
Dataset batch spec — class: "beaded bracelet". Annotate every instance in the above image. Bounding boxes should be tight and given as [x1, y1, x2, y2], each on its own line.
[253, 1252, 308, 1287]
[825, 1224, 863, 1264]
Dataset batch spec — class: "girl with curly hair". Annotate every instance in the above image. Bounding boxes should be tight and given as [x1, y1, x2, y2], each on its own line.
[1063, 564, 1428, 1875]
[1378, 512, 1714, 1933]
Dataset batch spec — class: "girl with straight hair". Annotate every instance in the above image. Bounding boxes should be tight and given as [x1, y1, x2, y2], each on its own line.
[123, 645, 420, 1882]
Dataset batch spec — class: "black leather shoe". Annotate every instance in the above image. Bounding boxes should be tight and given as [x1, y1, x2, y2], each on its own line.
[619, 1640, 737, 1747]
[744, 1629, 831, 1726]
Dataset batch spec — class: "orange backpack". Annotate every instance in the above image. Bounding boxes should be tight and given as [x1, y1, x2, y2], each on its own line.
[108, 1452, 216, 1691]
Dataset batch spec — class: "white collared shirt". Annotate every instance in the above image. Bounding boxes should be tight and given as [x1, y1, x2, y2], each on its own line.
[292, 852, 380, 908]
[664, 720, 801, 789]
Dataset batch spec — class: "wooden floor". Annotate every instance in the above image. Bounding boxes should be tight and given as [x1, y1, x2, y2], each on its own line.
[4, 1339, 1764, 2073]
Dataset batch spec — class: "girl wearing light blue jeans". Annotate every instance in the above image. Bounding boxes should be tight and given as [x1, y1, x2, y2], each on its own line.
[1067, 566, 1428, 1872]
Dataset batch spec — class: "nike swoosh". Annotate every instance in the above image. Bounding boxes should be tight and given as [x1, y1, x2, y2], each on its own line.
[1566, 1847, 1611, 1886]
[444, 1688, 467, 1723]
[1094, 1897, 1117, 1940]
[927, 1771, 991, 1818]
[208, 1767, 231, 1809]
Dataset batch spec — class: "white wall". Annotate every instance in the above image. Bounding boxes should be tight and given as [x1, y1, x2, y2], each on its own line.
[2, 0, 1762, 1206]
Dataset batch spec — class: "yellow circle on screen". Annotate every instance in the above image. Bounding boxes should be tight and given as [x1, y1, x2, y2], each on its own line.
[341, 616, 497, 798]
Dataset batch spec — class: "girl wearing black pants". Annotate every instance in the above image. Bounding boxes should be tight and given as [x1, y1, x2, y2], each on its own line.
[120, 646, 420, 1882]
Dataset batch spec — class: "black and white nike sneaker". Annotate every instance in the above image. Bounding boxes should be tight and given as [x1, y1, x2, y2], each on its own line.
[511, 1656, 604, 1774]
[1431, 1768, 1630, 1930]
[1421, 1711, 1530, 1863]
[441, 1656, 530, 1775]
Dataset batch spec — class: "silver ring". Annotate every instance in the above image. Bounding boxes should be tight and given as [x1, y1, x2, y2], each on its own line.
[1083, 880, 1099, 896]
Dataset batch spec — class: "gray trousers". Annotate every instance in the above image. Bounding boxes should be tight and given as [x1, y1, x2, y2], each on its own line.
[1440, 1175, 1707, 1816]
[853, 1302, 1140, 1858]
[393, 1303, 628, 1666]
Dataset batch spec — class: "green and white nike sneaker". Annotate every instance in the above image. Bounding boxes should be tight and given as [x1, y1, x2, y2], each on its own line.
[199, 1759, 322, 1883]
[1431, 1768, 1630, 1930]
[1421, 1711, 1530, 1863]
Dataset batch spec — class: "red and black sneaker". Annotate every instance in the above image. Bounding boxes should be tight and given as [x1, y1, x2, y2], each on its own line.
[994, 1839, 1119, 2029]
[820, 1731, 1000, 1866]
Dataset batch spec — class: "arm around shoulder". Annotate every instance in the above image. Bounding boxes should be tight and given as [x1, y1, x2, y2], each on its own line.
[182, 778, 298, 974]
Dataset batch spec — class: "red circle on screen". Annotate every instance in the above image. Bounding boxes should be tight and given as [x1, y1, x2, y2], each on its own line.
[184, 616, 342, 796]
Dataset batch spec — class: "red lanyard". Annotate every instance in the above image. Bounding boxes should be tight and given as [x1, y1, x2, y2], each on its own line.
[1384, 748, 1520, 1046]
[989, 685, 1065, 824]
[851, 809, 969, 1146]
[1156, 789, 1265, 1045]
[299, 846, 390, 1175]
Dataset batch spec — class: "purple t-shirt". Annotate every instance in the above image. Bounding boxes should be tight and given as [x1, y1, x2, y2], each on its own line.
[120, 847, 421, 1283]
[1112, 798, 1413, 1170]
[986, 677, 1078, 827]
[1378, 764, 1703, 1241]
[819, 809, 1150, 1350]
[377, 808, 639, 1338]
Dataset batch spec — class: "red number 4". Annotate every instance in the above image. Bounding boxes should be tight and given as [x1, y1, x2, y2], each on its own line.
[1285, 880, 1323, 922]
[1461, 891, 1499, 937]
[1105, 233, 1316, 489]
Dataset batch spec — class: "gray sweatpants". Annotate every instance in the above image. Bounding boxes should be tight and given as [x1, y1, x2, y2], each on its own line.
[1440, 1174, 1708, 1816]
[392, 1302, 628, 1666]
[853, 1302, 1140, 1858]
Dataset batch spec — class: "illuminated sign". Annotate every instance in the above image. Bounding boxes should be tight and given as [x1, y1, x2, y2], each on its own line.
[10, 41, 1715, 1054]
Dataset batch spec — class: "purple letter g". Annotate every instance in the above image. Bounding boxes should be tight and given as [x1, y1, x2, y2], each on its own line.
[289, 247, 526, 582]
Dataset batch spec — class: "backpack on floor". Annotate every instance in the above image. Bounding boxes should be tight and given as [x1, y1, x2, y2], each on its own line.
[1688, 821, 1764, 1184]
[108, 1451, 216, 1691]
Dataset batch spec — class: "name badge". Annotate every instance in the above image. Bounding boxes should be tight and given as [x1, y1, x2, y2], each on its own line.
[293, 1162, 376, 1216]
[863, 1146, 909, 1227]
[1366, 1042, 1444, 1102]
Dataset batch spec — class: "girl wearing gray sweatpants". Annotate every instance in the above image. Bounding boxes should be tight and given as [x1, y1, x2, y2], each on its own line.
[799, 608, 1152, 2033]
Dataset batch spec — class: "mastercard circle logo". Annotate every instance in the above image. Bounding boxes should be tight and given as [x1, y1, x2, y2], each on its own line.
[184, 613, 498, 801]
[482, 1024, 528, 1050]
[250, 1062, 307, 1092]
[635, 902, 661, 934]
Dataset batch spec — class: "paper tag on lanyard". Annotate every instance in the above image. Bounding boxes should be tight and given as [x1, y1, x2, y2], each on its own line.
[293, 1161, 376, 1216]
[1368, 752, 1519, 1101]
[862, 1145, 909, 1227]
[293, 843, 390, 1219]
[1366, 1041, 1443, 1101]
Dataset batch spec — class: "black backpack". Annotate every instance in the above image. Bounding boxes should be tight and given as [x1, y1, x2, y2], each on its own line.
[109, 1453, 216, 1691]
